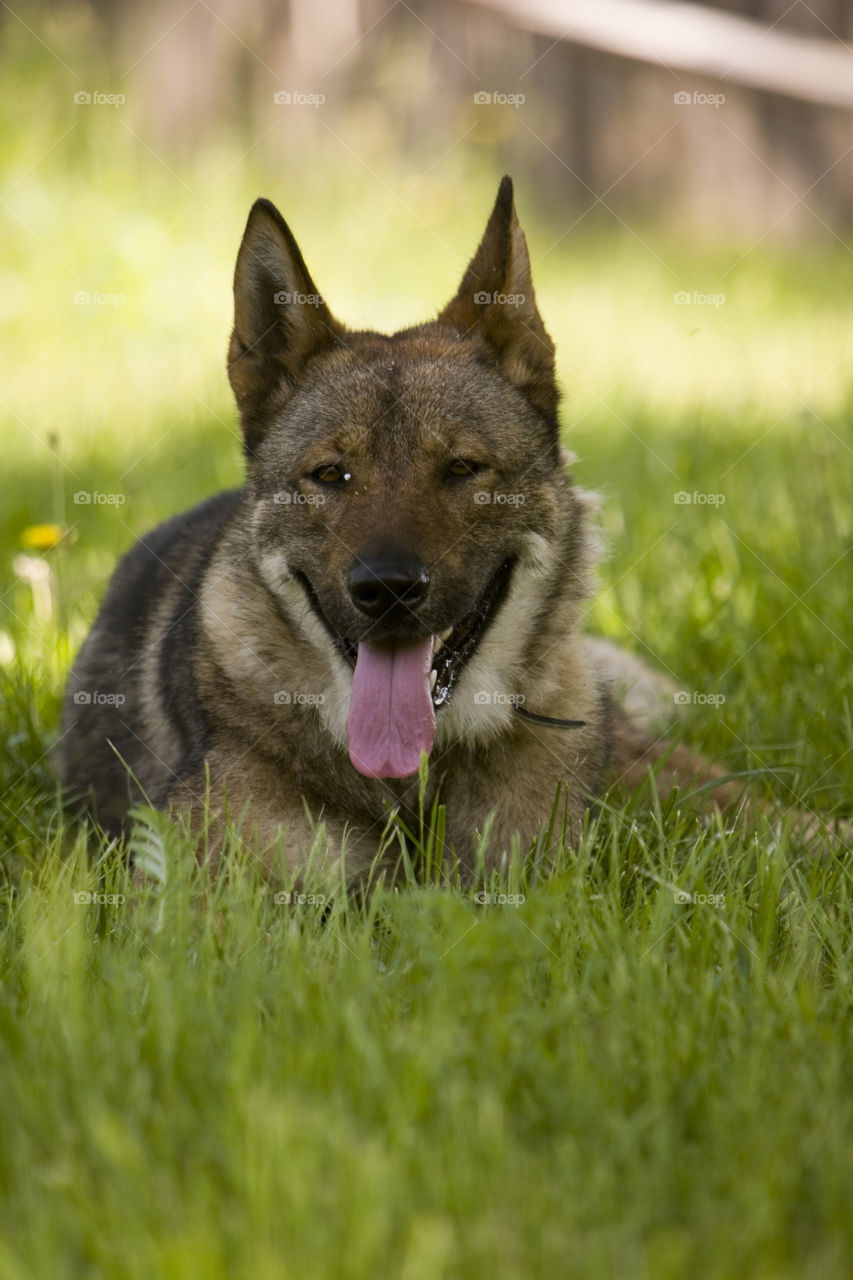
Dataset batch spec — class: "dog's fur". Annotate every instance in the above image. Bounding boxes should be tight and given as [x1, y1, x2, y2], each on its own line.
[58, 177, 744, 879]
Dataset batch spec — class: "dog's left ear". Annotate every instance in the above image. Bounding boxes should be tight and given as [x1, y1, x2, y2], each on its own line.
[438, 176, 557, 425]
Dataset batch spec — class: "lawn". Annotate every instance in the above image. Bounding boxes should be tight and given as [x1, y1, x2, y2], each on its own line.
[1, 46, 853, 1279]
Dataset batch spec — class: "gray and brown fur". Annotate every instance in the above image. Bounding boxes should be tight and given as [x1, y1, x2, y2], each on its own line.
[58, 177, 750, 881]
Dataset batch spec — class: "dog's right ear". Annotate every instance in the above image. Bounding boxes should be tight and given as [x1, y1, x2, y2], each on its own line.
[228, 198, 343, 454]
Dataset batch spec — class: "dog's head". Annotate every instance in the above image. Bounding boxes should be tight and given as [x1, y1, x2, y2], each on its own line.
[228, 178, 580, 780]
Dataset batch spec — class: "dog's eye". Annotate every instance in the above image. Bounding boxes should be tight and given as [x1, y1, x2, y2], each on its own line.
[446, 458, 482, 479]
[311, 463, 352, 485]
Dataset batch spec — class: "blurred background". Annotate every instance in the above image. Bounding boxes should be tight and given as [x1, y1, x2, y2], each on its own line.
[2, 0, 852, 448]
[1, 0, 852, 801]
[3, 0, 853, 457]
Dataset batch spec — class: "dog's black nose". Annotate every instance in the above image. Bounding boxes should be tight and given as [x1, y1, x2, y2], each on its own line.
[348, 554, 430, 621]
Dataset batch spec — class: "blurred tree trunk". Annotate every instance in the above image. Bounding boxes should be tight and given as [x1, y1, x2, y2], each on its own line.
[27, 0, 853, 236]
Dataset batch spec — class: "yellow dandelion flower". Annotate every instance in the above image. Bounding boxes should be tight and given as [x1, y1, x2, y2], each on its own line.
[19, 523, 64, 551]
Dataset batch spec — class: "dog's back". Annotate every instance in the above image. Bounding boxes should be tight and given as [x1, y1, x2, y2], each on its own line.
[59, 490, 244, 832]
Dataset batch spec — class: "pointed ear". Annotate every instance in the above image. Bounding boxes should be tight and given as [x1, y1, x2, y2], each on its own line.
[228, 198, 343, 454]
[438, 177, 558, 425]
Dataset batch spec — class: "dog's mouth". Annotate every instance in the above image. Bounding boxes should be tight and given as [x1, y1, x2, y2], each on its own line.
[424, 558, 515, 709]
[296, 559, 514, 779]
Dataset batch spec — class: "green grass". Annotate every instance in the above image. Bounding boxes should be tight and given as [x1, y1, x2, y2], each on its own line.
[0, 803, 851, 1278]
[2, 33, 853, 1279]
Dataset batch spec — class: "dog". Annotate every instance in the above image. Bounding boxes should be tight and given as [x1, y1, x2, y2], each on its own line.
[58, 177, 748, 880]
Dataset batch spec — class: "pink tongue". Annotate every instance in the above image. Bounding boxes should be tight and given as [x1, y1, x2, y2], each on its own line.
[347, 636, 436, 778]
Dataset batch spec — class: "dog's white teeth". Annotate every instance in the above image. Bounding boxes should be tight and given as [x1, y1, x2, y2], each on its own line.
[430, 669, 437, 691]
[440, 628, 452, 641]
